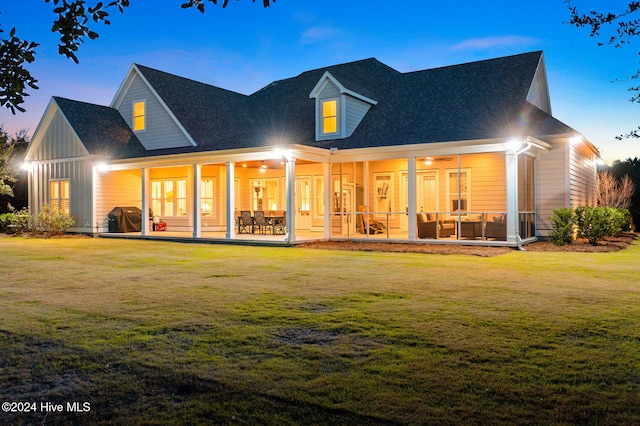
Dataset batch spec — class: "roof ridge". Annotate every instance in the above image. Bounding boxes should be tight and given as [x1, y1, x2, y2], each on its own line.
[404, 50, 543, 75]
[134, 64, 249, 97]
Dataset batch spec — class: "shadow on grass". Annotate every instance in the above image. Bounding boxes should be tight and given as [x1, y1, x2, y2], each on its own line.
[0, 331, 395, 425]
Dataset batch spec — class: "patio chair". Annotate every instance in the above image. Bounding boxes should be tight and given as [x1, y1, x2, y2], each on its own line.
[485, 213, 507, 240]
[271, 210, 286, 235]
[357, 206, 387, 235]
[417, 213, 456, 239]
[253, 210, 272, 235]
[238, 210, 253, 234]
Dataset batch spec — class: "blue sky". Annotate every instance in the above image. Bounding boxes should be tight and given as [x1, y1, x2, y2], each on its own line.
[1, 0, 639, 162]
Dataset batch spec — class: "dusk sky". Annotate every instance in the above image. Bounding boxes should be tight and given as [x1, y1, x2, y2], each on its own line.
[1, 0, 639, 163]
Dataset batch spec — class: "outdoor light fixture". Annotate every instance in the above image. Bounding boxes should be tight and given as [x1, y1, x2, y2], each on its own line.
[570, 135, 582, 145]
[95, 162, 109, 172]
[506, 139, 523, 152]
[259, 161, 267, 173]
[20, 162, 32, 172]
[424, 157, 433, 166]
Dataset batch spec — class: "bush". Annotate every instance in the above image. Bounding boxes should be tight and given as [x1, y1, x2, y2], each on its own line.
[575, 206, 610, 246]
[33, 204, 76, 236]
[2, 203, 75, 236]
[549, 208, 574, 246]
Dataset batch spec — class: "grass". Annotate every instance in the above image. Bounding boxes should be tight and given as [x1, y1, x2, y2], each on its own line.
[1, 236, 639, 425]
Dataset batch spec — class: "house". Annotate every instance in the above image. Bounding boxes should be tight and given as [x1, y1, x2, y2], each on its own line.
[23, 51, 600, 246]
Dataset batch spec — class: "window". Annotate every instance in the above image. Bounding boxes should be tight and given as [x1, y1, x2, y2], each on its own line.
[446, 169, 471, 213]
[50, 180, 70, 215]
[314, 177, 324, 217]
[322, 99, 337, 134]
[250, 178, 279, 211]
[201, 178, 215, 216]
[373, 173, 392, 216]
[133, 100, 145, 131]
[151, 179, 187, 217]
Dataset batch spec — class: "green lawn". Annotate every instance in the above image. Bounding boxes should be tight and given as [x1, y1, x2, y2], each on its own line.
[1, 236, 639, 425]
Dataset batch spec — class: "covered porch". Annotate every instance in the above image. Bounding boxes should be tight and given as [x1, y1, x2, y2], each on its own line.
[93, 139, 546, 247]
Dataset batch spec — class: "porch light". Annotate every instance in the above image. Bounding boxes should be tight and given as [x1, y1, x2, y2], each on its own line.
[259, 161, 267, 173]
[506, 139, 523, 152]
[95, 162, 109, 172]
[272, 147, 291, 162]
[20, 162, 33, 172]
[424, 157, 433, 166]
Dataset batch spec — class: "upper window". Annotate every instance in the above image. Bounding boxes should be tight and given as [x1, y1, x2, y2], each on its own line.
[322, 99, 338, 134]
[133, 100, 145, 131]
[50, 180, 70, 215]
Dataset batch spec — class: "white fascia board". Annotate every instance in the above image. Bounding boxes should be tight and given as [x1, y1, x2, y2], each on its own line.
[110, 63, 138, 109]
[329, 137, 549, 163]
[111, 64, 197, 147]
[101, 144, 331, 171]
[309, 71, 377, 105]
[25, 98, 91, 161]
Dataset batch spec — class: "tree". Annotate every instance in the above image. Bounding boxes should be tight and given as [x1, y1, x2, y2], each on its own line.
[0, 126, 29, 198]
[610, 157, 640, 227]
[597, 169, 635, 209]
[0, 0, 274, 114]
[565, 1, 640, 138]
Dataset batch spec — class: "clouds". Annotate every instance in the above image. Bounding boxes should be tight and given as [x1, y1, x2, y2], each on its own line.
[300, 26, 341, 44]
[451, 36, 539, 51]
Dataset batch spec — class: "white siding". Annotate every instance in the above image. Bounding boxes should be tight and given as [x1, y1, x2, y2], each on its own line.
[526, 58, 552, 114]
[318, 80, 340, 99]
[117, 74, 192, 150]
[569, 142, 598, 208]
[94, 170, 142, 232]
[535, 138, 568, 236]
[345, 96, 371, 137]
[30, 159, 94, 233]
[30, 109, 88, 161]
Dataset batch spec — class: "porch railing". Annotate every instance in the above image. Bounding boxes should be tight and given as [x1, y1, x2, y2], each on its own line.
[334, 210, 536, 242]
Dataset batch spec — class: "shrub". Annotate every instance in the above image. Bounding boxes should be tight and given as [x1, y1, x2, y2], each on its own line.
[2, 204, 75, 236]
[6, 204, 30, 234]
[575, 206, 609, 246]
[33, 204, 76, 236]
[549, 208, 575, 246]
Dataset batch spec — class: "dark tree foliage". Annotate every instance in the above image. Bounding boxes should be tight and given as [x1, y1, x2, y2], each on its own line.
[566, 1, 640, 138]
[0, 0, 274, 114]
[610, 157, 640, 227]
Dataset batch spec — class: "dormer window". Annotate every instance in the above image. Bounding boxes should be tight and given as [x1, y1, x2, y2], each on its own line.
[322, 99, 338, 134]
[133, 100, 145, 131]
[310, 71, 377, 141]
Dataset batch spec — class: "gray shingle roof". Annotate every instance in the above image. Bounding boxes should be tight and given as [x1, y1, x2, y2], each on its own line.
[53, 97, 147, 159]
[56, 51, 580, 158]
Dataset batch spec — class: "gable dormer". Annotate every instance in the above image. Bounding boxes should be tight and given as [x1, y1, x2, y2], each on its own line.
[111, 64, 196, 150]
[309, 71, 377, 141]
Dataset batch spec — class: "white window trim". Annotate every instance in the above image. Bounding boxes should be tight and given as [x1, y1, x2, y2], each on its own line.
[151, 178, 187, 217]
[200, 177, 216, 219]
[132, 99, 146, 132]
[320, 97, 340, 137]
[445, 168, 471, 213]
[373, 172, 393, 218]
[49, 179, 70, 215]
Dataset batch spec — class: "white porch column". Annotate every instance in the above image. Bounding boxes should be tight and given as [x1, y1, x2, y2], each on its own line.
[141, 167, 149, 236]
[505, 151, 519, 244]
[192, 164, 202, 238]
[407, 157, 417, 240]
[285, 157, 296, 243]
[226, 162, 235, 239]
[323, 162, 331, 239]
